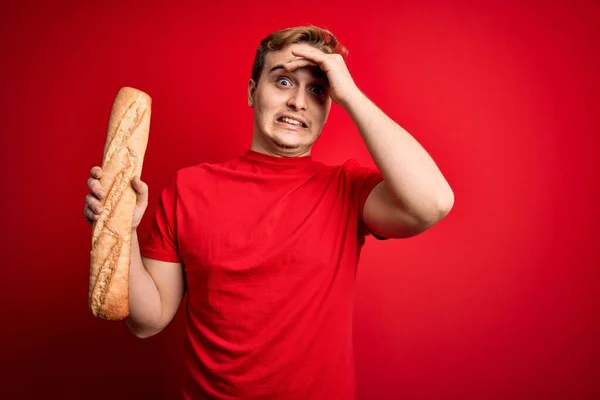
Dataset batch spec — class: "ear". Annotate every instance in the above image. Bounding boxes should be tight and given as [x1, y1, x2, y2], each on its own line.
[247, 79, 257, 107]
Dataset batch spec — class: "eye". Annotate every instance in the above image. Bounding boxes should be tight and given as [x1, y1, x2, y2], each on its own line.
[309, 85, 326, 96]
[276, 77, 292, 87]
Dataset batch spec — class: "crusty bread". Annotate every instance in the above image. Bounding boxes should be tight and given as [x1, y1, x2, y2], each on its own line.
[89, 87, 151, 321]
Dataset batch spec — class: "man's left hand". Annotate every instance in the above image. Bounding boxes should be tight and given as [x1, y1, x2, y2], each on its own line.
[284, 48, 359, 105]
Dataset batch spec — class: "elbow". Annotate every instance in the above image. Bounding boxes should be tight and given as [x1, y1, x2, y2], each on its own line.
[131, 329, 161, 339]
[419, 190, 455, 229]
[438, 188, 455, 218]
[125, 318, 164, 339]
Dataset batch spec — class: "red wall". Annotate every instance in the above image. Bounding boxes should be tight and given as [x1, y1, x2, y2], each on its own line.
[1, 1, 599, 399]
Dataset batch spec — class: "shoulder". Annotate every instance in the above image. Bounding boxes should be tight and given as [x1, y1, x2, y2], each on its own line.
[322, 157, 372, 171]
[336, 158, 380, 180]
[309, 157, 361, 173]
[300, 158, 380, 184]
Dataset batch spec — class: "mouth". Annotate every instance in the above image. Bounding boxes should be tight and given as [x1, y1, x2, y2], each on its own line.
[276, 115, 308, 129]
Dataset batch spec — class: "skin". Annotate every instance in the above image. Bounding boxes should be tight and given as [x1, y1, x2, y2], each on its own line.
[247, 43, 333, 157]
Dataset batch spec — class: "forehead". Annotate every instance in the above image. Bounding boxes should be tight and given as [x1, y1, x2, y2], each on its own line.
[263, 43, 328, 80]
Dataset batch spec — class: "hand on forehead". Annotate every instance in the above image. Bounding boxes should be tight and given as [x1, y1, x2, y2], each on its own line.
[267, 47, 328, 80]
[293, 47, 331, 76]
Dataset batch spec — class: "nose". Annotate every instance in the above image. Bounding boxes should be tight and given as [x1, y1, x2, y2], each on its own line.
[286, 88, 308, 111]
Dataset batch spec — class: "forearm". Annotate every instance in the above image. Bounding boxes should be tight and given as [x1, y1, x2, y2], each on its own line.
[341, 90, 454, 219]
[124, 230, 163, 337]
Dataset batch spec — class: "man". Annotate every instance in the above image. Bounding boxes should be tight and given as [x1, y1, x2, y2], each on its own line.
[84, 26, 454, 400]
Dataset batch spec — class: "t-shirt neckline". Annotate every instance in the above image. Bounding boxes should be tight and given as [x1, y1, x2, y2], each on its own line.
[242, 150, 314, 167]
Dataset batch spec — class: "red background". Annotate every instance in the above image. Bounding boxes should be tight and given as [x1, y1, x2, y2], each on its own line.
[1, 0, 599, 399]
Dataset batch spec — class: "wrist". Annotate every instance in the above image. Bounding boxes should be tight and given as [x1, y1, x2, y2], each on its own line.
[338, 86, 364, 110]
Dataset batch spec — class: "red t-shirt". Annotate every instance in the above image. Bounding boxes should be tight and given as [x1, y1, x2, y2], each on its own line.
[140, 150, 384, 399]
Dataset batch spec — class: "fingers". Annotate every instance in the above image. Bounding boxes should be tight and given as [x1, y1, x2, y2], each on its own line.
[84, 169, 150, 227]
[291, 47, 326, 58]
[290, 48, 328, 64]
[85, 193, 103, 225]
[85, 166, 104, 225]
[87, 177, 106, 199]
[284, 59, 319, 72]
[86, 193, 104, 213]
[83, 203, 101, 224]
[90, 166, 103, 179]
[88, 167, 106, 199]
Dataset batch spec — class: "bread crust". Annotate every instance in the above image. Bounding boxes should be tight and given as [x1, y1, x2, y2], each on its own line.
[89, 87, 151, 320]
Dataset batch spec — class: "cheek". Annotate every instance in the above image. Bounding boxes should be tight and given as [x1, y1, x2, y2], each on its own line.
[255, 107, 274, 128]
[314, 107, 329, 126]
[253, 100, 270, 121]
[254, 92, 278, 120]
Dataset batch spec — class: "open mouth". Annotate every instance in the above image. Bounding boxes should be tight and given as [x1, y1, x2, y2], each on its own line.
[277, 116, 307, 129]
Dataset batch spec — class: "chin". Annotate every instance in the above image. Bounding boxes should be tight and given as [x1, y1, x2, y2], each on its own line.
[272, 136, 303, 150]
[269, 128, 305, 146]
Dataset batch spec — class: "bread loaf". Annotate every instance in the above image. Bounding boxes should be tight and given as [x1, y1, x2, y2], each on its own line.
[89, 87, 152, 321]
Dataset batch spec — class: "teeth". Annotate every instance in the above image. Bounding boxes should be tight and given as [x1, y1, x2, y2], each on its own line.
[280, 117, 302, 126]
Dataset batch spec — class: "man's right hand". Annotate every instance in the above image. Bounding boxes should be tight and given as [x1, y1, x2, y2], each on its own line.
[84, 166, 149, 230]
[85, 166, 183, 338]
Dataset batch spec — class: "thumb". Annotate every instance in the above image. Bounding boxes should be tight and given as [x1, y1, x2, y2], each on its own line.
[131, 176, 149, 203]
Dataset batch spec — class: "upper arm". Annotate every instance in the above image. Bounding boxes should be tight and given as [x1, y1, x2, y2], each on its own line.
[362, 181, 434, 239]
[143, 257, 186, 328]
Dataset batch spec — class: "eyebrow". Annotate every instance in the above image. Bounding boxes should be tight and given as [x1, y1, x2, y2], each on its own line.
[269, 64, 285, 74]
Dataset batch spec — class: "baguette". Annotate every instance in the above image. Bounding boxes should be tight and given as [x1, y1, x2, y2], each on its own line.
[89, 87, 152, 321]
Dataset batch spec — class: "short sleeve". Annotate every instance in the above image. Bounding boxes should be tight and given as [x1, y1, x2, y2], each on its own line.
[139, 178, 182, 263]
[344, 160, 387, 240]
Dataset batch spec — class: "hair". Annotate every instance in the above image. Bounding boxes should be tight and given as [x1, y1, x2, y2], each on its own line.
[251, 25, 348, 82]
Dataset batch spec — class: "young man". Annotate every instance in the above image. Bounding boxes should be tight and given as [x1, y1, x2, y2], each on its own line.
[84, 26, 454, 399]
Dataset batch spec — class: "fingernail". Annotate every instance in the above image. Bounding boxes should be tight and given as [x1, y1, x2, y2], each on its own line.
[99, 190, 106, 197]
